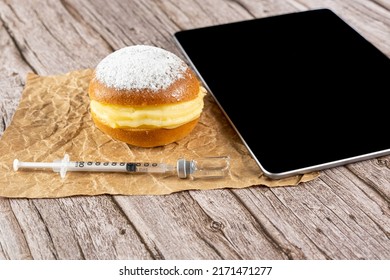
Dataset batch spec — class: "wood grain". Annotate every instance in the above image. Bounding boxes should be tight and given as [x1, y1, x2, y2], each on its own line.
[0, 0, 389, 260]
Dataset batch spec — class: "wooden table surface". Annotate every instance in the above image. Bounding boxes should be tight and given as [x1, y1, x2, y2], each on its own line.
[1, 0, 389, 260]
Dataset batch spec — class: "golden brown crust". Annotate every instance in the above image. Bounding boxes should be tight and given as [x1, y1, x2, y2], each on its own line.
[91, 111, 200, 147]
[88, 68, 200, 106]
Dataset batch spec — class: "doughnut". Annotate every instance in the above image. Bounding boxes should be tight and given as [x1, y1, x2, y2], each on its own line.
[88, 45, 207, 147]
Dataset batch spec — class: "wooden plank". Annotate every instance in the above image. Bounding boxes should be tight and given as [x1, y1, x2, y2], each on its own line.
[9, 196, 154, 259]
[0, 0, 110, 76]
[0, 198, 32, 259]
[232, 167, 390, 259]
[115, 191, 289, 259]
[0, 19, 31, 138]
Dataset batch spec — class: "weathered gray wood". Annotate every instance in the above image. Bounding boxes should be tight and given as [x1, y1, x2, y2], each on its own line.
[0, 0, 389, 260]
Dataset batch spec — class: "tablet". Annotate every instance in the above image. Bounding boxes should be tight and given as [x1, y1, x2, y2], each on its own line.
[174, 8, 390, 179]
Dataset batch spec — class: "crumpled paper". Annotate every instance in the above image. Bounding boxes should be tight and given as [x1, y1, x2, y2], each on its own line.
[0, 69, 319, 198]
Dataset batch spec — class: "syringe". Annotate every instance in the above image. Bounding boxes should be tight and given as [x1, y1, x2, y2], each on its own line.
[13, 154, 230, 179]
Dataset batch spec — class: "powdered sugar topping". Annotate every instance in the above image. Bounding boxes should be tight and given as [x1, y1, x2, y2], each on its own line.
[95, 45, 188, 91]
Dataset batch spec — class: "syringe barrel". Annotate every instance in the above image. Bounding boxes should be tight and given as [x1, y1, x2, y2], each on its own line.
[53, 161, 174, 173]
[57, 162, 128, 173]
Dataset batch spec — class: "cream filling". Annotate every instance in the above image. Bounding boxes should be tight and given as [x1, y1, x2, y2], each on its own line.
[90, 87, 206, 129]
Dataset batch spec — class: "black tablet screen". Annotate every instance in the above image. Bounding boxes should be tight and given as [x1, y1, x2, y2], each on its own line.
[174, 9, 390, 178]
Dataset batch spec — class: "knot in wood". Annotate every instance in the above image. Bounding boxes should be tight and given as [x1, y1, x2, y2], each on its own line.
[210, 220, 223, 231]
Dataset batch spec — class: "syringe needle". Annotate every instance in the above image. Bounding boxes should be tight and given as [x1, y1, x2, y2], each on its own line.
[13, 154, 230, 179]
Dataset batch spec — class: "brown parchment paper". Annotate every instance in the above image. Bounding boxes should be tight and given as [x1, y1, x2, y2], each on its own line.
[0, 69, 319, 198]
